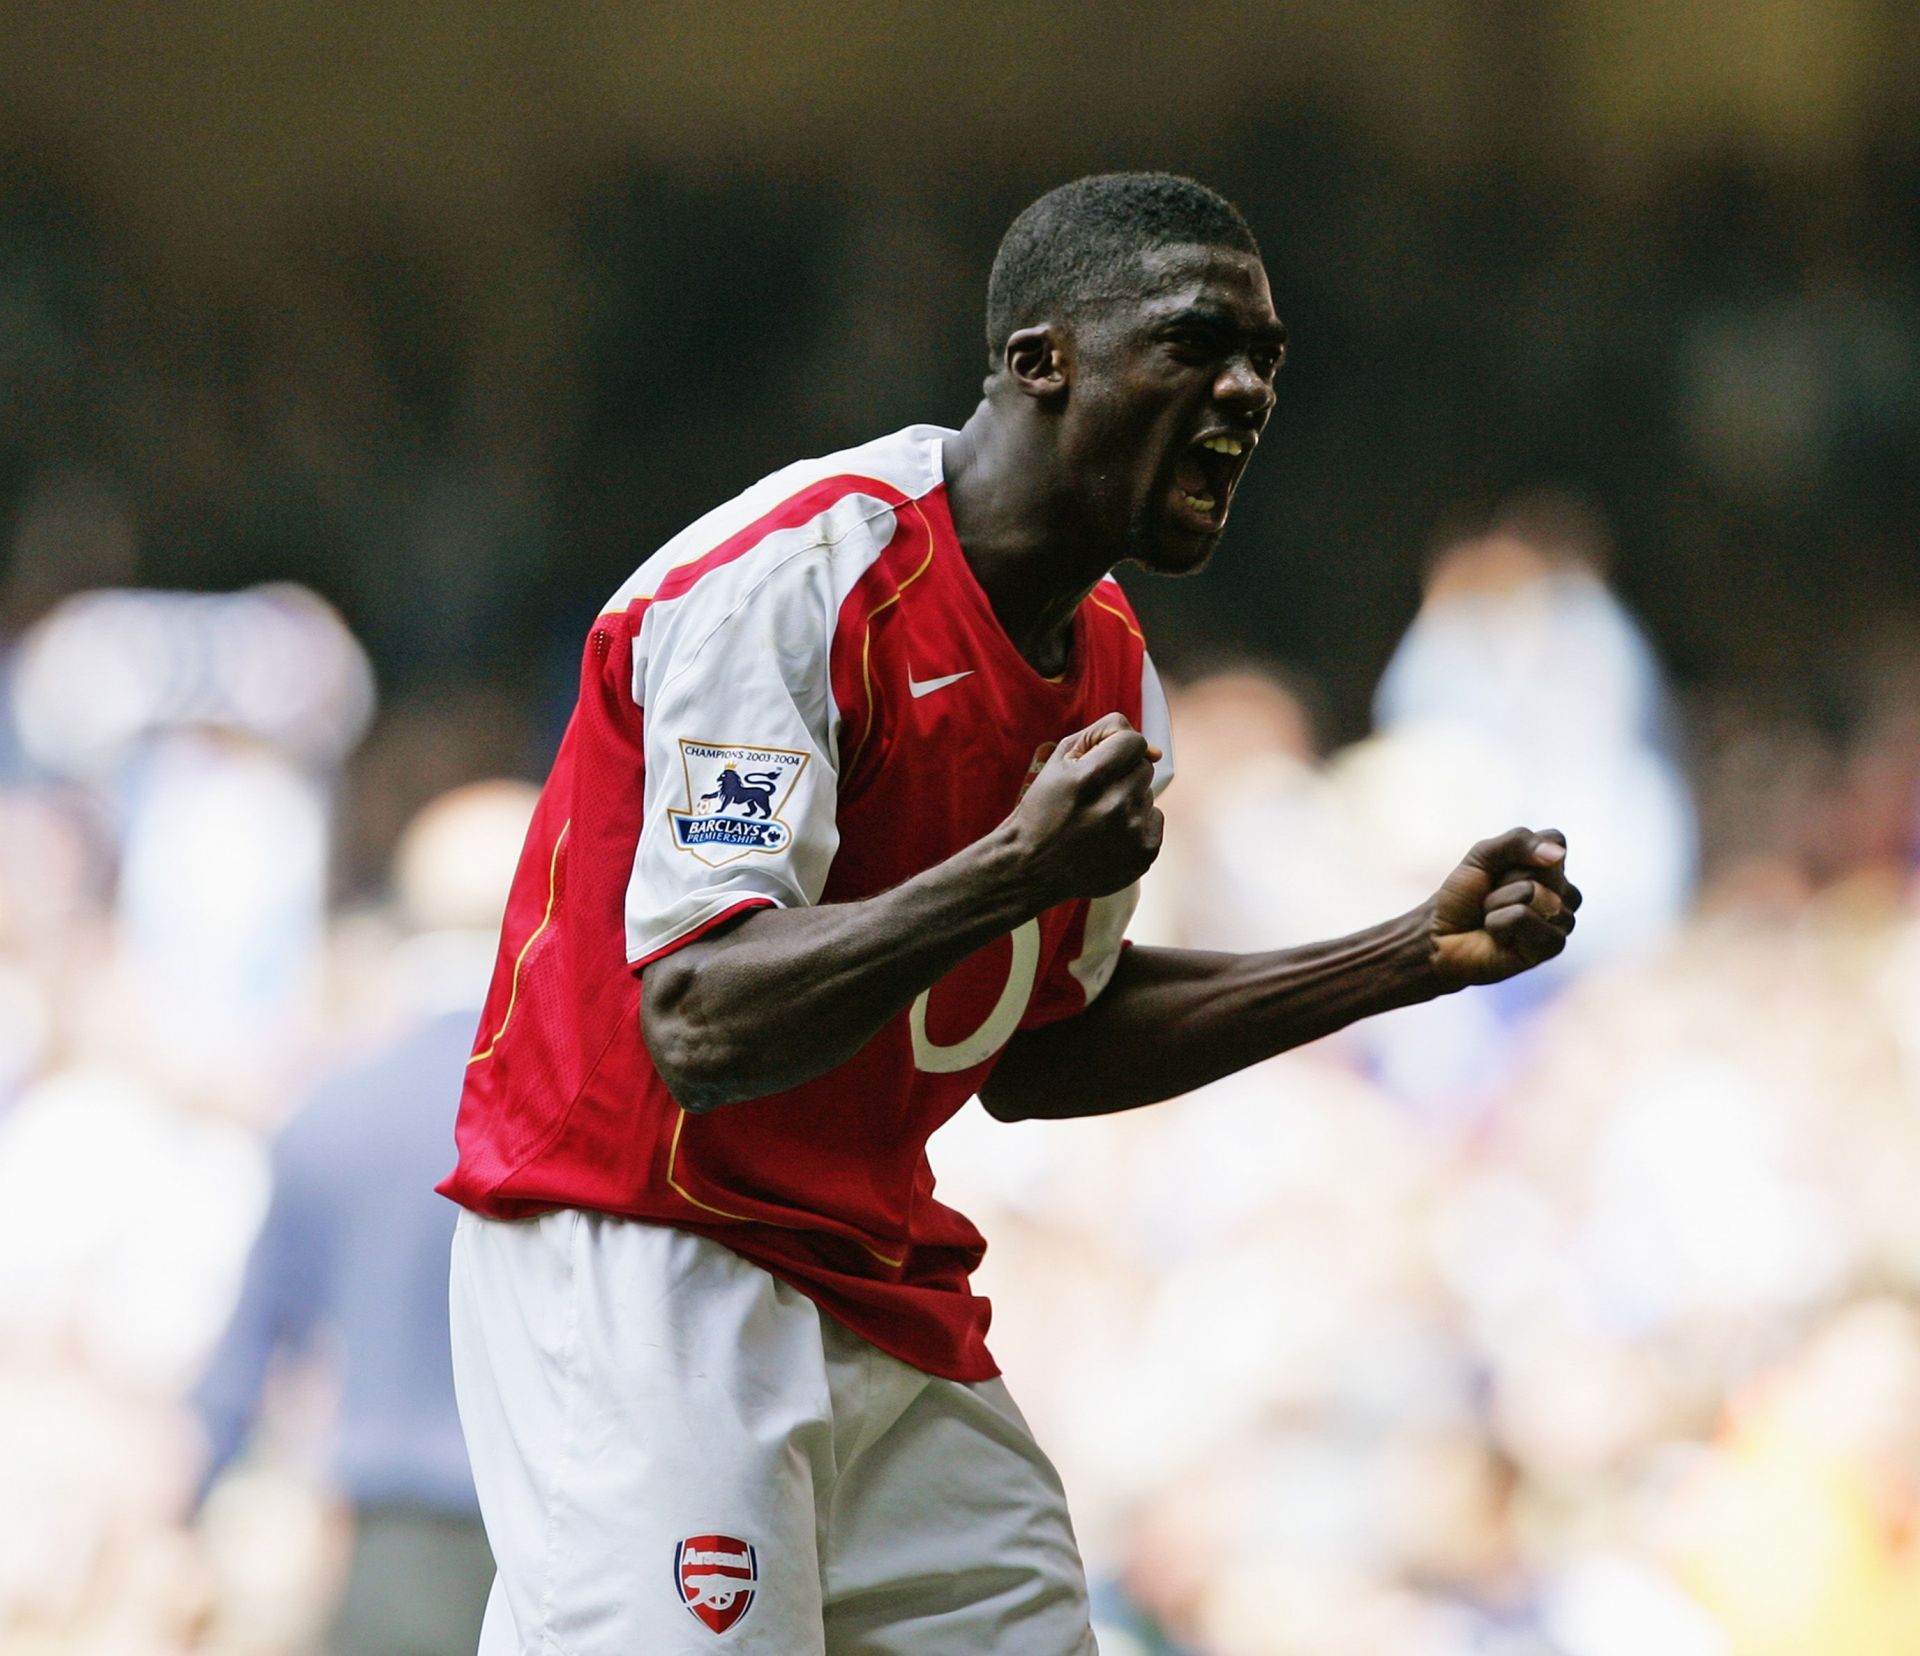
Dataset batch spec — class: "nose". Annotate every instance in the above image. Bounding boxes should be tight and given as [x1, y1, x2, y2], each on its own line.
[1215, 358, 1275, 426]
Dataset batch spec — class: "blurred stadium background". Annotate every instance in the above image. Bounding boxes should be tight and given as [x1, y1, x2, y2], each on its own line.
[3, 3, 1920, 1652]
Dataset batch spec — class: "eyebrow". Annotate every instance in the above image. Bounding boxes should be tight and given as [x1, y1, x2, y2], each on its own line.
[1156, 305, 1289, 348]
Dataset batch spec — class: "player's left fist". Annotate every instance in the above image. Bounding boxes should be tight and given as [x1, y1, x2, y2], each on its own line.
[1424, 827, 1580, 989]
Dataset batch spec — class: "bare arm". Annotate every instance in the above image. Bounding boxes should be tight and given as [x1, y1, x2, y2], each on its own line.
[980, 827, 1580, 1121]
[642, 713, 1164, 1113]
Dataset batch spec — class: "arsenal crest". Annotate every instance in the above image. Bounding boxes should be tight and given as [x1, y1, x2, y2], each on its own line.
[674, 1534, 759, 1635]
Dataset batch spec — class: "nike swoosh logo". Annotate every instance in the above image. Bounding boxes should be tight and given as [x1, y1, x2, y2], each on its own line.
[908, 669, 975, 699]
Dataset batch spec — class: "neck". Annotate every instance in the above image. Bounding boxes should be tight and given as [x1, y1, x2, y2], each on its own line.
[942, 399, 1113, 676]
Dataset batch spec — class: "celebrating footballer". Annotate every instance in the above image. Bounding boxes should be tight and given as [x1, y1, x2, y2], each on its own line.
[441, 172, 1580, 1654]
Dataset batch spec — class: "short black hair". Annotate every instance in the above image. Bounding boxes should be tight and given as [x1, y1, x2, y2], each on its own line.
[985, 172, 1259, 361]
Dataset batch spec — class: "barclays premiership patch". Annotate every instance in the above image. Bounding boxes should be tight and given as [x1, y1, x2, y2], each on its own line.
[667, 739, 810, 867]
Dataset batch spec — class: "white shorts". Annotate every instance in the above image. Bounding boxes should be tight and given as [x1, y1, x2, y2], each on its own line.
[449, 1209, 1096, 1654]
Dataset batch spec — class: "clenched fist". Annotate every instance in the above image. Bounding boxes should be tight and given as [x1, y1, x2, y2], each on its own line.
[1425, 827, 1581, 988]
[1005, 712, 1164, 906]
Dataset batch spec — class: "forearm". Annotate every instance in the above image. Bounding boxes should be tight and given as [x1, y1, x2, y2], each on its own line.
[642, 824, 1045, 1112]
[981, 911, 1444, 1120]
[643, 710, 1168, 1112]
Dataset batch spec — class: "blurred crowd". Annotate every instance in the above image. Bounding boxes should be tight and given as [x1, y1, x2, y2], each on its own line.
[941, 509, 1920, 1656]
[3, 485, 1920, 1654]
[5, 92, 1920, 1656]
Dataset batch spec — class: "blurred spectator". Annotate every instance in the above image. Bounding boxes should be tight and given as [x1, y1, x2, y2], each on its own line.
[0, 468, 138, 782]
[1145, 665, 1362, 953]
[1372, 491, 1697, 971]
[11, 583, 375, 1094]
[187, 781, 534, 1656]
[1276, 494, 1702, 1117]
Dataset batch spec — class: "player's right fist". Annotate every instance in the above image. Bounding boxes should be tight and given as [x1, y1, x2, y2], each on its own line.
[1005, 712, 1164, 904]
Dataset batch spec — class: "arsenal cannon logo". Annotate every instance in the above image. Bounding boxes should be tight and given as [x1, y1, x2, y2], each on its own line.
[674, 1533, 759, 1635]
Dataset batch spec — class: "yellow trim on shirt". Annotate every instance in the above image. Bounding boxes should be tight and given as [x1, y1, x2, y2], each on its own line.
[666, 1112, 907, 1269]
[468, 821, 570, 1064]
[843, 498, 936, 779]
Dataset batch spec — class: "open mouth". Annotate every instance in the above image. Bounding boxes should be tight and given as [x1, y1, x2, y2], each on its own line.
[1170, 431, 1254, 533]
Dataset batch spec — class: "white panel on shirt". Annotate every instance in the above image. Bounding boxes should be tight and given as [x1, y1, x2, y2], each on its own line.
[1139, 648, 1176, 801]
[601, 426, 950, 615]
[1068, 648, 1176, 1007]
[620, 428, 949, 966]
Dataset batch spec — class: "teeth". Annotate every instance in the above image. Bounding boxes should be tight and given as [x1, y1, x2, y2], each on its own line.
[1201, 436, 1244, 455]
[1181, 493, 1217, 512]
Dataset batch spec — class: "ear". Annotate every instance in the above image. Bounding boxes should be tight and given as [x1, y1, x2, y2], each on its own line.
[1002, 324, 1070, 400]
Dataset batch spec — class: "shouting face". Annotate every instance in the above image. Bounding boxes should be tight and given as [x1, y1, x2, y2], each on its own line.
[1056, 243, 1284, 576]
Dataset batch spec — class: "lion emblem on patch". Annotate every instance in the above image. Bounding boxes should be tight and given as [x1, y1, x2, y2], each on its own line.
[700, 765, 781, 819]
[668, 740, 809, 867]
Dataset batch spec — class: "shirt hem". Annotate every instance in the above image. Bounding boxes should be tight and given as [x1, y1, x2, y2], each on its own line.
[628, 895, 780, 973]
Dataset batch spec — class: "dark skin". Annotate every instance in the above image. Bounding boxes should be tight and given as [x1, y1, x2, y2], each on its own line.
[642, 242, 1579, 1118]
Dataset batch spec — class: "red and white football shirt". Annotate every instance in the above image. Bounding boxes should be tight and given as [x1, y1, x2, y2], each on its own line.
[439, 426, 1172, 1381]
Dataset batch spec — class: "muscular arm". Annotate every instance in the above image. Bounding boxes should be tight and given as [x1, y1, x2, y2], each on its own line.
[643, 715, 1164, 1113]
[643, 830, 1037, 1113]
[646, 708, 1577, 1120]
[979, 921, 1432, 1119]
[980, 827, 1580, 1122]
